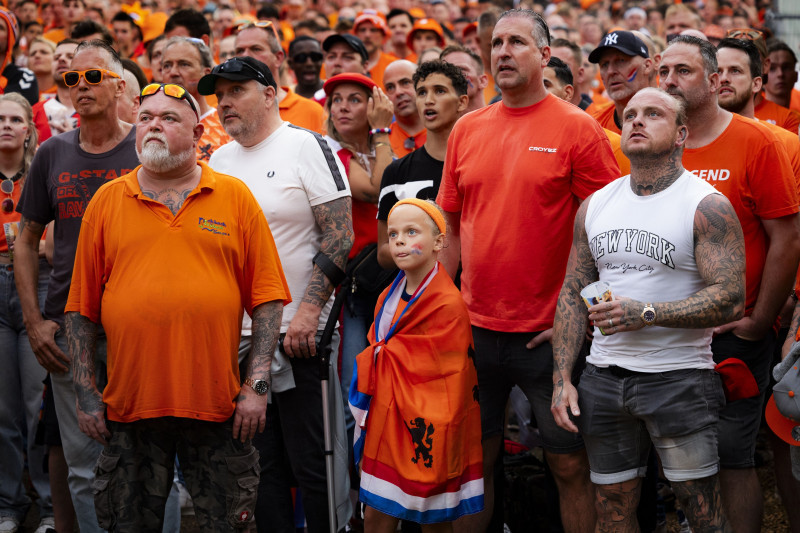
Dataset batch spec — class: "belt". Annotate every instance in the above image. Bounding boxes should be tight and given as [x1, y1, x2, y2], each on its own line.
[597, 365, 649, 378]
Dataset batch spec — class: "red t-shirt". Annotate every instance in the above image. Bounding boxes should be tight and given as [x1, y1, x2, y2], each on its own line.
[438, 93, 620, 332]
[682, 114, 798, 315]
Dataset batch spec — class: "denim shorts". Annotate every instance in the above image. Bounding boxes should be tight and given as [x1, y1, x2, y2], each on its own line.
[577, 364, 725, 484]
[471, 326, 584, 454]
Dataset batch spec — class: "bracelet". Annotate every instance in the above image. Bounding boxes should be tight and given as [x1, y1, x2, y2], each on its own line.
[370, 127, 391, 136]
[374, 142, 392, 150]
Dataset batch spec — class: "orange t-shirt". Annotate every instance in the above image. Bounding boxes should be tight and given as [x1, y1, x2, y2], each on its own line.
[369, 52, 398, 91]
[754, 96, 800, 136]
[437, 93, 620, 332]
[197, 110, 231, 162]
[65, 162, 291, 423]
[483, 73, 499, 105]
[605, 128, 629, 177]
[758, 118, 800, 192]
[682, 114, 798, 315]
[791, 88, 800, 113]
[388, 122, 426, 158]
[591, 101, 620, 134]
[0, 175, 23, 255]
[279, 86, 324, 134]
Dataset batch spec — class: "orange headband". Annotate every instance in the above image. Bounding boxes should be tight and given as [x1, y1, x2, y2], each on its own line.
[388, 198, 447, 236]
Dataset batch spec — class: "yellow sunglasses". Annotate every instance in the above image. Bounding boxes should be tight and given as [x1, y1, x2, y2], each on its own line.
[140, 83, 200, 120]
[63, 68, 121, 87]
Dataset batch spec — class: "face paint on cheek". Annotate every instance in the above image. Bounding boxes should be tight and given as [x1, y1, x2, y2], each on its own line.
[467, 80, 474, 88]
[410, 244, 424, 255]
[627, 66, 639, 83]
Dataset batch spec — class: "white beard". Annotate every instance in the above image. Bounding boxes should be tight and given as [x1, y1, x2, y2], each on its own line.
[137, 133, 194, 173]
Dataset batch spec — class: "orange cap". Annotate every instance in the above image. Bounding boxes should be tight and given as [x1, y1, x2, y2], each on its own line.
[406, 18, 445, 50]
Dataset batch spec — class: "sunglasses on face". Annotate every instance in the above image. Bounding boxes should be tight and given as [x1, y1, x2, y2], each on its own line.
[292, 51, 323, 63]
[140, 83, 200, 120]
[63, 68, 120, 87]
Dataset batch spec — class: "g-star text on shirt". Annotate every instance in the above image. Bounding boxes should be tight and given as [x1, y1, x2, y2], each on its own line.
[198, 217, 230, 236]
[689, 169, 730, 182]
[529, 146, 558, 153]
[590, 228, 676, 269]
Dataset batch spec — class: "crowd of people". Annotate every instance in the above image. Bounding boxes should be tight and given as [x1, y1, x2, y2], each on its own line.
[1, 0, 800, 531]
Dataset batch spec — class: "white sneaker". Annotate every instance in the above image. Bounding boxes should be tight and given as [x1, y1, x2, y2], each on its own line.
[34, 516, 56, 533]
[0, 516, 20, 533]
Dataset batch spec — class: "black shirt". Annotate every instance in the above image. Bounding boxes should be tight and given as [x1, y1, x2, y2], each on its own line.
[377, 146, 444, 221]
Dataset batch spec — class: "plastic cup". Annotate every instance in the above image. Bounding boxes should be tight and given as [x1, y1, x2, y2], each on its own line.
[580, 281, 613, 335]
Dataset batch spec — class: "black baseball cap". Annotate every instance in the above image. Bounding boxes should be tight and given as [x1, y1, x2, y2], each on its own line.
[588, 30, 649, 64]
[322, 33, 369, 63]
[197, 56, 277, 95]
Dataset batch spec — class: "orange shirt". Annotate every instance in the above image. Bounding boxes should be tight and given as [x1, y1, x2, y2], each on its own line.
[66, 162, 290, 423]
[197, 110, 231, 162]
[279, 86, 325, 134]
[682, 114, 798, 315]
[605, 128, 629, 177]
[591, 101, 620, 134]
[437, 93, 620, 332]
[758, 118, 800, 192]
[791, 88, 800, 113]
[388, 122, 426, 158]
[483, 73, 499, 105]
[369, 52, 398, 91]
[42, 28, 66, 44]
[0, 175, 23, 255]
[754, 96, 800, 135]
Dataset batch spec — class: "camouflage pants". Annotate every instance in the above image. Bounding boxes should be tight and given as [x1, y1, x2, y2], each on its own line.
[94, 417, 259, 532]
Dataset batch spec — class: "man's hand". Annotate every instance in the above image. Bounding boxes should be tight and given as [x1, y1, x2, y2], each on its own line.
[587, 297, 645, 335]
[29, 319, 70, 373]
[233, 386, 268, 443]
[551, 378, 581, 433]
[283, 303, 321, 358]
[526, 328, 553, 349]
[712, 316, 767, 341]
[75, 392, 110, 445]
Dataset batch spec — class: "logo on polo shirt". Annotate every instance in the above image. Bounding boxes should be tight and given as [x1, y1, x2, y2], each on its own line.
[198, 217, 230, 236]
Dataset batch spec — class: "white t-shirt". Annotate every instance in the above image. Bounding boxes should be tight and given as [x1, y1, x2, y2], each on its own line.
[209, 122, 350, 335]
[584, 170, 720, 372]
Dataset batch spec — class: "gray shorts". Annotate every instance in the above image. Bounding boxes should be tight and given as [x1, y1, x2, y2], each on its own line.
[577, 364, 725, 484]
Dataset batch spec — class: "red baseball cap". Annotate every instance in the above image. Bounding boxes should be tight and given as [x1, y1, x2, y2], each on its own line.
[462, 21, 478, 40]
[407, 18, 446, 49]
[323, 72, 378, 97]
[353, 13, 389, 35]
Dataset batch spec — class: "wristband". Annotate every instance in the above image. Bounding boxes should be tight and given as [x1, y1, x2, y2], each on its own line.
[370, 127, 391, 136]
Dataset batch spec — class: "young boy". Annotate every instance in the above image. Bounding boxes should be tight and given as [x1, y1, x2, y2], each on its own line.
[350, 198, 484, 531]
[376, 60, 469, 269]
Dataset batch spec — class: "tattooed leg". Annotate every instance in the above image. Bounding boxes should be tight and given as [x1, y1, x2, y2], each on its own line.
[672, 475, 732, 533]
[595, 478, 641, 533]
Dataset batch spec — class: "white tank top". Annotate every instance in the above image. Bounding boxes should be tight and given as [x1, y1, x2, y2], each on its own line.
[584, 170, 720, 372]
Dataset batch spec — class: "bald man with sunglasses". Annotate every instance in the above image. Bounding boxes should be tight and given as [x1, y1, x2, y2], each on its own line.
[14, 40, 140, 533]
[63, 79, 289, 531]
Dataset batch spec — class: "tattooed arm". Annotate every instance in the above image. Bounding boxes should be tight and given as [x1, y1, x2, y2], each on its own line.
[588, 194, 745, 333]
[15, 216, 70, 372]
[66, 311, 109, 444]
[234, 300, 283, 442]
[283, 197, 354, 358]
[551, 199, 597, 433]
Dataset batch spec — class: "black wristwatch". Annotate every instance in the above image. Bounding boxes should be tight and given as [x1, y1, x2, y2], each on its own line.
[244, 378, 270, 395]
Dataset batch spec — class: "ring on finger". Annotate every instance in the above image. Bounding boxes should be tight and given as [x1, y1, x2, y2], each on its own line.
[608, 318, 613, 327]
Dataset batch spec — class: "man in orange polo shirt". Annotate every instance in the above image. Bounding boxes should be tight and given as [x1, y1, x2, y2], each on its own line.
[383, 60, 425, 156]
[65, 84, 289, 531]
[161, 36, 230, 162]
[235, 22, 325, 133]
[353, 12, 397, 89]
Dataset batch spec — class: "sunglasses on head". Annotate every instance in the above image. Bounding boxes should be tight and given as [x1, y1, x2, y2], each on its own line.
[292, 51, 323, 63]
[140, 83, 200, 120]
[726, 28, 763, 41]
[235, 20, 280, 40]
[216, 59, 271, 84]
[63, 68, 120, 87]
